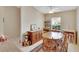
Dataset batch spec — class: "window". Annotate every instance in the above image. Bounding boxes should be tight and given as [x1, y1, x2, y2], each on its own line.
[51, 17, 61, 30]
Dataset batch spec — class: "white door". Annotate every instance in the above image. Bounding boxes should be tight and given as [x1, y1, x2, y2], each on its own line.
[4, 7, 20, 38]
[0, 7, 4, 34]
[0, 17, 4, 34]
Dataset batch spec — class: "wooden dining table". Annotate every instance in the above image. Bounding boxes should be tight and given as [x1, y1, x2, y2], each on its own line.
[42, 31, 66, 52]
[42, 31, 63, 40]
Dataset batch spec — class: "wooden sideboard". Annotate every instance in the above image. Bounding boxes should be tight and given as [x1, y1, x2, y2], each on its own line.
[28, 31, 42, 45]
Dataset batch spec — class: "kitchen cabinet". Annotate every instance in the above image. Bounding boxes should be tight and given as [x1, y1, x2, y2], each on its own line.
[28, 31, 42, 44]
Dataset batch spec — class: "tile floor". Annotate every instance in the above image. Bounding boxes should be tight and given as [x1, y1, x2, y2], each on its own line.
[0, 38, 21, 52]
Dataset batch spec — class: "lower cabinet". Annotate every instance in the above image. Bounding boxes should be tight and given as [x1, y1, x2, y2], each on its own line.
[28, 31, 42, 44]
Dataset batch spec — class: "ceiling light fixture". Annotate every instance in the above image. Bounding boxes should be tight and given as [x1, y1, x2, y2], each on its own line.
[49, 10, 54, 13]
[48, 6, 60, 14]
[48, 6, 53, 13]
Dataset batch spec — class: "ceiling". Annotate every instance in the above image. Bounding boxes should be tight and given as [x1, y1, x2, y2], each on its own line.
[33, 6, 77, 14]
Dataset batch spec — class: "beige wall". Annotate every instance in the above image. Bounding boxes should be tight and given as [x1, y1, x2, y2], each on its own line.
[4, 7, 20, 38]
[21, 6, 44, 38]
[45, 10, 76, 31]
[76, 8, 79, 45]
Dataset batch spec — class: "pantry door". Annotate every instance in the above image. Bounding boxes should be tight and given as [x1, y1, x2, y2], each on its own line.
[0, 7, 4, 34]
[0, 17, 4, 34]
[4, 7, 20, 38]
